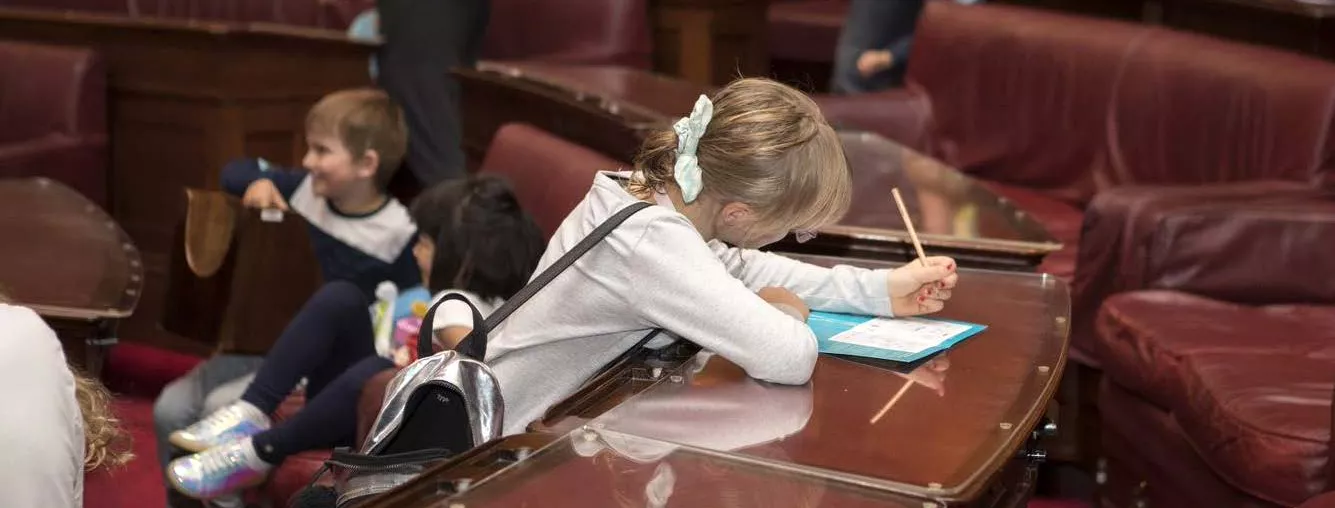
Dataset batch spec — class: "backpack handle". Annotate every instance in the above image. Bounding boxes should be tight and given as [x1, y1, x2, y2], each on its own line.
[418, 292, 488, 360]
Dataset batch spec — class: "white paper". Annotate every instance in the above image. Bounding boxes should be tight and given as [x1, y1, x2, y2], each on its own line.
[829, 317, 974, 354]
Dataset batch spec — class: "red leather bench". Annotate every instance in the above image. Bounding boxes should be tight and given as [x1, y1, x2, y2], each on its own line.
[814, 1, 1335, 346]
[483, 0, 652, 69]
[0, 40, 108, 206]
[813, 1, 1335, 491]
[1090, 195, 1335, 507]
[767, 0, 847, 90]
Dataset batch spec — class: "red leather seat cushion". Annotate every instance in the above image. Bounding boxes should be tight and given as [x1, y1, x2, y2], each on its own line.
[1175, 352, 1333, 506]
[484, 0, 652, 68]
[975, 180, 1083, 280]
[767, 0, 848, 63]
[1302, 492, 1335, 508]
[1097, 290, 1335, 506]
[1100, 380, 1286, 508]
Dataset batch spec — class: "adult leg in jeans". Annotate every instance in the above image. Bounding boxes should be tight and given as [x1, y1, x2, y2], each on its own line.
[376, 0, 490, 185]
[830, 0, 926, 94]
[198, 374, 254, 508]
[153, 355, 263, 507]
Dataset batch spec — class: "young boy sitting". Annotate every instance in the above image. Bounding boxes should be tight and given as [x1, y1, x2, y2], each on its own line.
[153, 88, 420, 508]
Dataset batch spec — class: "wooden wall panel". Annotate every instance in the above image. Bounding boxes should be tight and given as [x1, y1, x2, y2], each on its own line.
[0, 7, 372, 352]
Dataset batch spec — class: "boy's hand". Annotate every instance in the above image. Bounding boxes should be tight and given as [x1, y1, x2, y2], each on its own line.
[241, 179, 289, 211]
[888, 256, 958, 316]
[757, 286, 810, 322]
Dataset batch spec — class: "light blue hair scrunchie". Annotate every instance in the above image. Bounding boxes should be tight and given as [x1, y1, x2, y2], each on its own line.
[672, 95, 714, 203]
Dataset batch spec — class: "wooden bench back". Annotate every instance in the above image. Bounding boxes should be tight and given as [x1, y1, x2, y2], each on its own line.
[161, 188, 322, 355]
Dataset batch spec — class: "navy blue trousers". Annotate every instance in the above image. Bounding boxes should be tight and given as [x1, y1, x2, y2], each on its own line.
[242, 281, 394, 463]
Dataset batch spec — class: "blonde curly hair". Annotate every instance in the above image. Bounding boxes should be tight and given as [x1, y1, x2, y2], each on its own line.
[73, 371, 134, 470]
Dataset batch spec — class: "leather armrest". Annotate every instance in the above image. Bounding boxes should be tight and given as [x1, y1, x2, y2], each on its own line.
[816, 86, 933, 152]
[0, 134, 108, 206]
[1141, 197, 1335, 303]
[1070, 181, 1333, 361]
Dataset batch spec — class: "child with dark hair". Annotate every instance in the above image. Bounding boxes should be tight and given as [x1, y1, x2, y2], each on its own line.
[165, 175, 546, 500]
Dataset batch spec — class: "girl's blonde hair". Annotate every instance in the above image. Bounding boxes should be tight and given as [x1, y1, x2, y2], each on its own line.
[632, 78, 852, 234]
[75, 371, 134, 470]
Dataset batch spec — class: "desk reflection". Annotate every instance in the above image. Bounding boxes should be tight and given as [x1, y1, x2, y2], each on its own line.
[591, 353, 814, 455]
[577, 353, 822, 508]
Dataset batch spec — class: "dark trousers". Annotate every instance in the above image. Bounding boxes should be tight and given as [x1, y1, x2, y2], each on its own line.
[376, 0, 491, 185]
[830, 0, 926, 94]
[241, 281, 394, 463]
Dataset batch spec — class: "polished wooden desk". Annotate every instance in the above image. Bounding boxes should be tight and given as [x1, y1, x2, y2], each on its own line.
[0, 7, 373, 352]
[0, 178, 143, 376]
[365, 255, 1070, 507]
[457, 62, 1061, 270]
[794, 132, 1060, 270]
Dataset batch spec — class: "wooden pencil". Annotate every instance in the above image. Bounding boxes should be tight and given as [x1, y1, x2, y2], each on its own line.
[891, 187, 928, 265]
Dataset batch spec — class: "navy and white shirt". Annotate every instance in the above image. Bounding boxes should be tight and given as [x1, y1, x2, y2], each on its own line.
[221, 158, 420, 297]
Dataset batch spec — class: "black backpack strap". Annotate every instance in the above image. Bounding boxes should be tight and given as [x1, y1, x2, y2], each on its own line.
[482, 201, 653, 330]
[418, 293, 488, 360]
[594, 329, 662, 377]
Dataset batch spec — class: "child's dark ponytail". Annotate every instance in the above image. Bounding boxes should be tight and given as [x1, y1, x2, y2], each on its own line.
[412, 174, 546, 301]
[465, 172, 524, 214]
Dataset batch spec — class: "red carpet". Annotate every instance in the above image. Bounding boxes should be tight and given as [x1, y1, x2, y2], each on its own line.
[88, 342, 1091, 508]
[85, 398, 169, 508]
[86, 343, 201, 508]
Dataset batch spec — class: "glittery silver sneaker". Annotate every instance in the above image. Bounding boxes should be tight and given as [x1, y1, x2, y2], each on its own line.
[169, 402, 271, 453]
[167, 439, 268, 500]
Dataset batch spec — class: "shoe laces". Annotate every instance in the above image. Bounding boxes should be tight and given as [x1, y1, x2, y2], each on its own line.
[197, 443, 246, 479]
[192, 404, 247, 435]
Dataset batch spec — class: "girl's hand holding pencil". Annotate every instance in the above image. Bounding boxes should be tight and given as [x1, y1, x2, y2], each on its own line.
[887, 188, 959, 317]
[888, 256, 958, 316]
[869, 189, 962, 424]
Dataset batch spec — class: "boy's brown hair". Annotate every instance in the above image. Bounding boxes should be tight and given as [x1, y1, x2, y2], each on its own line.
[305, 88, 408, 191]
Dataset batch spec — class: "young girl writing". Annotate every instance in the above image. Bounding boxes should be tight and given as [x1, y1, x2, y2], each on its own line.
[165, 175, 545, 500]
[486, 78, 960, 436]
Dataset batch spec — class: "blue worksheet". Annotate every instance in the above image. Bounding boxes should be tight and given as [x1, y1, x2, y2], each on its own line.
[808, 311, 987, 363]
